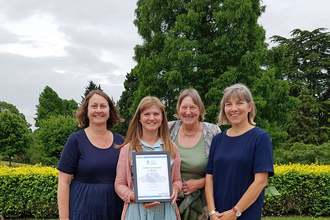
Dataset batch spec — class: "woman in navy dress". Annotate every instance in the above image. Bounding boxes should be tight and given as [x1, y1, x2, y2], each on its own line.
[57, 90, 124, 220]
[205, 84, 274, 220]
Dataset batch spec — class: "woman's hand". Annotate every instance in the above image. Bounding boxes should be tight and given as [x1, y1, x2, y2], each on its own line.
[143, 202, 161, 209]
[182, 178, 205, 195]
[217, 209, 237, 220]
[209, 211, 221, 220]
[129, 193, 135, 203]
[171, 184, 180, 205]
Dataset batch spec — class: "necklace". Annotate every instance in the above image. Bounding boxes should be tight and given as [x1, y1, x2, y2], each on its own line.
[97, 132, 108, 146]
[181, 123, 200, 136]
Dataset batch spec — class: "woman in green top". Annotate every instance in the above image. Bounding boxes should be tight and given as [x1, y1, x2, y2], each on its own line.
[168, 89, 221, 220]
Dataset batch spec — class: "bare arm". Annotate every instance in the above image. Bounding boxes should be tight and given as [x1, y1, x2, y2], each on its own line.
[205, 174, 221, 219]
[219, 172, 269, 219]
[57, 171, 73, 220]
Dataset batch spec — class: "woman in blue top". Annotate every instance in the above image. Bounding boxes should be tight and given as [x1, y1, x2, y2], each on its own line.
[57, 90, 125, 220]
[205, 83, 274, 220]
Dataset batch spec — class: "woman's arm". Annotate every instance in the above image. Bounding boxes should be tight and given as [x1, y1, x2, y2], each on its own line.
[218, 172, 269, 219]
[182, 177, 205, 195]
[57, 171, 72, 220]
[115, 144, 135, 203]
[205, 174, 220, 219]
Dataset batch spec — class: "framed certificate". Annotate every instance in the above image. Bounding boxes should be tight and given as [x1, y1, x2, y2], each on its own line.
[132, 151, 173, 203]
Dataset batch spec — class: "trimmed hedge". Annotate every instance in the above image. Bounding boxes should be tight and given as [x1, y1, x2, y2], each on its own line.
[263, 163, 330, 217]
[0, 164, 58, 218]
[0, 163, 329, 218]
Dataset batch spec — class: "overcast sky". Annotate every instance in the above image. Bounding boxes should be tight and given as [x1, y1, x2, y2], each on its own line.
[0, 0, 329, 130]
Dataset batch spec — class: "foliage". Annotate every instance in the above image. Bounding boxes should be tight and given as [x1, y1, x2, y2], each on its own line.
[34, 86, 64, 128]
[271, 28, 330, 129]
[80, 80, 102, 104]
[0, 111, 32, 166]
[1, 164, 329, 218]
[274, 142, 330, 165]
[62, 99, 78, 117]
[37, 115, 78, 166]
[112, 72, 139, 137]
[263, 163, 330, 217]
[0, 101, 27, 122]
[286, 88, 328, 145]
[0, 164, 58, 218]
[117, 0, 299, 148]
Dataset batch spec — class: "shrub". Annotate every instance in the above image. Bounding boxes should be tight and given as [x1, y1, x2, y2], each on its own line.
[0, 163, 329, 218]
[263, 163, 330, 217]
[274, 142, 330, 165]
[0, 164, 58, 218]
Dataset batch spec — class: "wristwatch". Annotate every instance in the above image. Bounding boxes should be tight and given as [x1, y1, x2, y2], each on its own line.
[232, 206, 242, 217]
[208, 209, 217, 217]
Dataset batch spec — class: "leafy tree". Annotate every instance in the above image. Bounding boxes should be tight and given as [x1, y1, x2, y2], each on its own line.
[81, 80, 103, 104]
[0, 101, 28, 122]
[38, 115, 78, 165]
[62, 99, 79, 117]
[112, 71, 139, 137]
[287, 88, 328, 145]
[35, 86, 64, 127]
[271, 28, 330, 128]
[0, 110, 31, 166]
[118, 0, 297, 147]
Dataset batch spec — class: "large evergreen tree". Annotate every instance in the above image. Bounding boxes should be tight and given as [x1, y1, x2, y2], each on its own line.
[271, 28, 330, 128]
[118, 0, 297, 147]
[287, 88, 328, 145]
[81, 80, 103, 104]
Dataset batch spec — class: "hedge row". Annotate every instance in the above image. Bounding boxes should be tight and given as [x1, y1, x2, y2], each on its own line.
[263, 163, 330, 217]
[0, 163, 329, 218]
[0, 164, 58, 218]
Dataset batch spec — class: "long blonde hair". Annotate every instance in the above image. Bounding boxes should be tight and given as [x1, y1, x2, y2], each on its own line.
[119, 96, 176, 159]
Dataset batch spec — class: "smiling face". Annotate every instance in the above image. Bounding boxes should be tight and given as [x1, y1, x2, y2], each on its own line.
[224, 95, 252, 127]
[87, 94, 110, 126]
[179, 96, 200, 126]
[139, 105, 163, 133]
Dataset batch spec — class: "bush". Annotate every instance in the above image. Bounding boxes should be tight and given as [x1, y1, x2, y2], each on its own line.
[0, 164, 58, 218]
[0, 163, 329, 218]
[274, 142, 330, 165]
[263, 163, 330, 217]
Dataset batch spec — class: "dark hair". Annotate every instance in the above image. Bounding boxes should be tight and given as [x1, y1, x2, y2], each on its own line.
[76, 90, 122, 129]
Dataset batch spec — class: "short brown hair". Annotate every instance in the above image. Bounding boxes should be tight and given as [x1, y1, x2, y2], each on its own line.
[76, 90, 122, 129]
[218, 83, 256, 126]
[174, 88, 205, 121]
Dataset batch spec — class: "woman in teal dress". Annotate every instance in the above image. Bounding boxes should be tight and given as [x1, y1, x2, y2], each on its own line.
[115, 96, 183, 220]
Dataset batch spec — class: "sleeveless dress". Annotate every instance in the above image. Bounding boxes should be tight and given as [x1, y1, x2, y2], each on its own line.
[57, 130, 125, 220]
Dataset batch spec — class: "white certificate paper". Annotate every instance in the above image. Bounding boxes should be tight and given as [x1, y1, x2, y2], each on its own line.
[132, 151, 172, 203]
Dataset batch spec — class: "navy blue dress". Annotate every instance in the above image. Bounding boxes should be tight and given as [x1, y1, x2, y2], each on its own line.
[205, 127, 274, 220]
[57, 130, 125, 220]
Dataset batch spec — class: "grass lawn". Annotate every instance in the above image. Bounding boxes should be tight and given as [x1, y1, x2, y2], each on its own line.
[0, 161, 27, 167]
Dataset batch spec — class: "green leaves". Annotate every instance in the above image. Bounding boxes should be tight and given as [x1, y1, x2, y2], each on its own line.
[0, 111, 32, 166]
